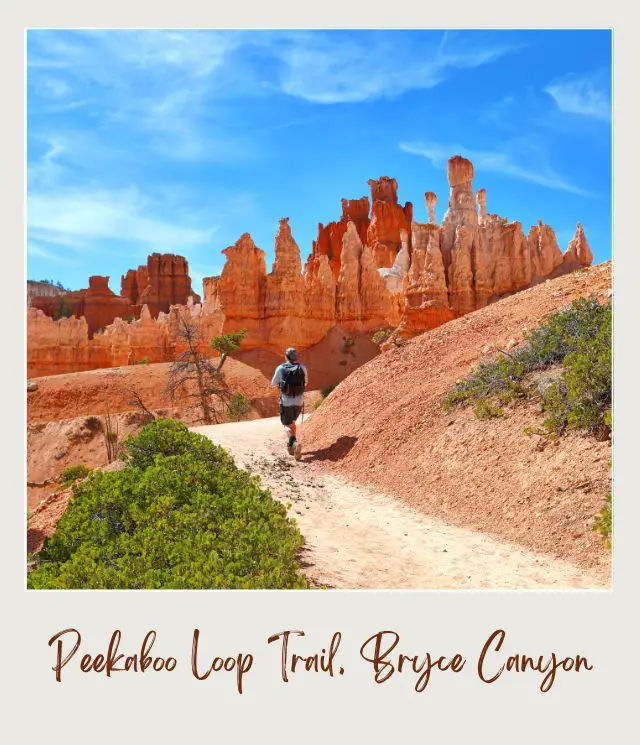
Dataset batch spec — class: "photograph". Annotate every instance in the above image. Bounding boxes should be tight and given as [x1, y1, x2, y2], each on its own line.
[25, 28, 612, 590]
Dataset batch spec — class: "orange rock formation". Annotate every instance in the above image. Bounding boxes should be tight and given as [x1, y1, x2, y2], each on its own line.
[31, 253, 200, 340]
[366, 176, 413, 268]
[28, 302, 223, 378]
[121, 253, 201, 315]
[31, 275, 132, 338]
[313, 197, 370, 281]
[27, 156, 595, 376]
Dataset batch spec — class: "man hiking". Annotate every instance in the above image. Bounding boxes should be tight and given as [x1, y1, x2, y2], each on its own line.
[271, 347, 307, 460]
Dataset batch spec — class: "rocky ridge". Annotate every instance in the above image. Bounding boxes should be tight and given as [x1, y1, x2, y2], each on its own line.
[28, 156, 593, 377]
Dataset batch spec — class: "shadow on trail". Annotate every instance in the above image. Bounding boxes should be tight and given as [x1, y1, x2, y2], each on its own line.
[296, 551, 336, 589]
[302, 436, 357, 463]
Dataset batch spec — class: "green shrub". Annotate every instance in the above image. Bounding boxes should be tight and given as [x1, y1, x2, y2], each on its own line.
[372, 328, 393, 346]
[520, 297, 608, 369]
[227, 393, 252, 422]
[443, 298, 611, 438]
[120, 418, 233, 471]
[135, 357, 150, 365]
[593, 494, 612, 547]
[28, 419, 308, 589]
[320, 385, 336, 399]
[210, 329, 247, 356]
[59, 464, 92, 486]
[443, 354, 527, 412]
[473, 399, 504, 420]
[542, 310, 612, 436]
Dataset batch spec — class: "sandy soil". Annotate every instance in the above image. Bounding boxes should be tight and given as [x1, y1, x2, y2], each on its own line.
[27, 357, 282, 424]
[304, 262, 612, 575]
[195, 417, 609, 589]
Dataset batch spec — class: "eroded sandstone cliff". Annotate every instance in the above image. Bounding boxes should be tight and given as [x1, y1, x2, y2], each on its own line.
[121, 253, 201, 317]
[28, 155, 594, 376]
[31, 253, 200, 340]
[28, 301, 223, 378]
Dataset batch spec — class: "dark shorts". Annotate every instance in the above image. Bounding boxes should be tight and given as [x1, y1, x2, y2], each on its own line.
[280, 403, 302, 426]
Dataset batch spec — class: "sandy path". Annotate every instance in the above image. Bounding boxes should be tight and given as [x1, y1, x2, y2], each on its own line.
[194, 417, 608, 590]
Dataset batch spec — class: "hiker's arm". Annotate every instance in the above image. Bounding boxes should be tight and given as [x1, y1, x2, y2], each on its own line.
[271, 367, 281, 387]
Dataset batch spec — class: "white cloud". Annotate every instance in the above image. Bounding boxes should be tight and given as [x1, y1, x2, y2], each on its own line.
[39, 76, 70, 99]
[28, 241, 76, 264]
[28, 186, 218, 251]
[400, 139, 592, 196]
[28, 30, 253, 163]
[275, 31, 517, 104]
[545, 71, 610, 120]
[28, 30, 518, 121]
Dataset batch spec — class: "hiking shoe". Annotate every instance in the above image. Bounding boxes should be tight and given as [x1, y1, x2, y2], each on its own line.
[294, 441, 302, 461]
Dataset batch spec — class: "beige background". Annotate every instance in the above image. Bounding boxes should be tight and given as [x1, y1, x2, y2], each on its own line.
[3, 2, 637, 742]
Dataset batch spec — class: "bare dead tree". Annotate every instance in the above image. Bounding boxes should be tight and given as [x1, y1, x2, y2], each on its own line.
[165, 313, 233, 424]
[103, 409, 120, 463]
[127, 388, 157, 423]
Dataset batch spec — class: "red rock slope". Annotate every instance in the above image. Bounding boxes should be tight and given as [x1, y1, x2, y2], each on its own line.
[303, 262, 612, 573]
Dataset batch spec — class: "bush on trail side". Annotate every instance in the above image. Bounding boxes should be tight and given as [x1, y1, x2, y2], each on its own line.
[226, 392, 252, 421]
[28, 419, 308, 590]
[593, 494, 612, 547]
[371, 328, 393, 347]
[541, 311, 611, 438]
[59, 464, 92, 486]
[443, 298, 612, 438]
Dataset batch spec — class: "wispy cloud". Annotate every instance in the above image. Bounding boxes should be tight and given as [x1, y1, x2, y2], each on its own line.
[399, 139, 593, 196]
[545, 70, 610, 120]
[28, 241, 77, 265]
[28, 30, 518, 122]
[39, 76, 70, 99]
[28, 30, 256, 163]
[274, 30, 517, 104]
[28, 186, 218, 253]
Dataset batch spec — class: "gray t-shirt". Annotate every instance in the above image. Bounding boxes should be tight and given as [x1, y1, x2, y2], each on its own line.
[271, 363, 308, 407]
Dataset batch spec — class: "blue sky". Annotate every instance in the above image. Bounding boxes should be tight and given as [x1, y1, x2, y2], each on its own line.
[27, 29, 612, 295]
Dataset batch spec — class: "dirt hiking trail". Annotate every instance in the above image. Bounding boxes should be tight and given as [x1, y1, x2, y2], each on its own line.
[195, 417, 608, 590]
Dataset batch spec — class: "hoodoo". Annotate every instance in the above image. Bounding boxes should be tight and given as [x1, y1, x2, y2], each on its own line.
[121, 253, 200, 317]
[27, 156, 594, 377]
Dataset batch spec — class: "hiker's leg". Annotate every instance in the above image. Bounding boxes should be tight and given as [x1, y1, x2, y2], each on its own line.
[292, 408, 303, 460]
[281, 404, 296, 452]
[289, 421, 297, 438]
[280, 404, 290, 437]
